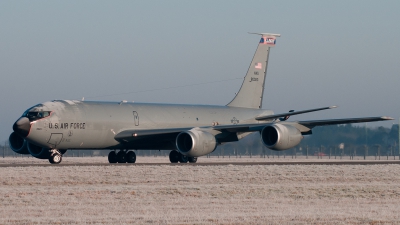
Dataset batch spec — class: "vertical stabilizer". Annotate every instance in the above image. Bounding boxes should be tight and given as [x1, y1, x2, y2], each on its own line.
[227, 33, 280, 109]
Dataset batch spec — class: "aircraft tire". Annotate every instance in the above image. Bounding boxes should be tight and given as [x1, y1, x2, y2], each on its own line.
[188, 157, 197, 163]
[178, 153, 188, 163]
[49, 153, 62, 164]
[169, 150, 179, 163]
[108, 151, 117, 163]
[117, 151, 127, 163]
[126, 151, 136, 163]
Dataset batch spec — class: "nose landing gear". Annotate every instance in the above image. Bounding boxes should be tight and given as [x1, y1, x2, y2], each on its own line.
[49, 149, 64, 164]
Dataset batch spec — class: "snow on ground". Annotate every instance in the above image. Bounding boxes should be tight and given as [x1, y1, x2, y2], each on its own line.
[1, 158, 399, 224]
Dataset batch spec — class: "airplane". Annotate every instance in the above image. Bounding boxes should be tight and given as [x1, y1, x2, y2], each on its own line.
[9, 33, 393, 164]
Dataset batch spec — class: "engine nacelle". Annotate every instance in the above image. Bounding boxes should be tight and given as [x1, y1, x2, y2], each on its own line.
[9, 132, 30, 154]
[27, 142, 51, 159]
[176, 129, 217, 157]
[261, 124, 303, 150]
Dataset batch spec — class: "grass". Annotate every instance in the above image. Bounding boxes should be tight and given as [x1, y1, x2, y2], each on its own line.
[0, 158, 399, 224]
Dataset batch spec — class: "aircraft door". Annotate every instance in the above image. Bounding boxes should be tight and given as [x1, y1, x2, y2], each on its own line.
[48, 133, 63, 148]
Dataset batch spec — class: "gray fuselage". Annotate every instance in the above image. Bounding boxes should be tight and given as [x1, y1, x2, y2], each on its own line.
[24, 100, 273, 150]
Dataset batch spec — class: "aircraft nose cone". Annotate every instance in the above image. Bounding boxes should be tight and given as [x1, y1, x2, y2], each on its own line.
[13, 117, 31, 137]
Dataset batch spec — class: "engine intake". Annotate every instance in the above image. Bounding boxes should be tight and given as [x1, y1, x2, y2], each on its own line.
[27, 142, 51, 159]
[176, 129, 217, 157]
[9, 132, 30, 154]
[261, 124, 303, 150]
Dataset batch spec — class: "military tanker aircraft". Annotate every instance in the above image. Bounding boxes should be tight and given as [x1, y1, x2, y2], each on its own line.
[9, 33, 393, 164]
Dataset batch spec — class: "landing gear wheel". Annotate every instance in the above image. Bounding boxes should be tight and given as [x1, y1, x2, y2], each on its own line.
[178, 154, 188, 163]
[169, 150, 179, 163]
[188, 157, 197, 163]
[49, 153, 62, 164]
[108, 151, 117, 163]
[126, 151, 136, 163]
[117, 151, 127, 163]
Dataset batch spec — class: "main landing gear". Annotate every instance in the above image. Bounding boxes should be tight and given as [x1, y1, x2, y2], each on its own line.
[108, 150, 136, 163]
[107, 150, 197, 164]
[169, 150, 197, 163]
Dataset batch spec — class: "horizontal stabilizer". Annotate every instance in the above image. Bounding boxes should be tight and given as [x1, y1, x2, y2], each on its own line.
[256, 106, 337, 121]
[248, 32, 281, 37]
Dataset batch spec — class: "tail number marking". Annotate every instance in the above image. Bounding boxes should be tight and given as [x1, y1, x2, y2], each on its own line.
[249, 77, 258, 82]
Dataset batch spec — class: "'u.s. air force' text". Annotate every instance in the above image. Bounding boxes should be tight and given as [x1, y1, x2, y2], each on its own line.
[48, 123, 85, 129]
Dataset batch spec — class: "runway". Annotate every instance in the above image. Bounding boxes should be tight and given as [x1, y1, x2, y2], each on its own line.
[1, 160, 400, 167]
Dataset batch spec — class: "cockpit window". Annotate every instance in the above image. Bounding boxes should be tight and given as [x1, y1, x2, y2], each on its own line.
[22, 104, 42, 117]
[24, 111, 51, 121]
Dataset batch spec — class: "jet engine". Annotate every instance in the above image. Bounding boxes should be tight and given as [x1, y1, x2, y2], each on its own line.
[176, 129, 217, 157]
[261, 124, 303, 150]
[27, 142, 51, 159]
[9, 132, 30, 154]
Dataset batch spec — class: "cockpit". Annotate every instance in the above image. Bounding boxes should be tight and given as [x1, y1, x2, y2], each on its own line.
[24, 111, 51, 121]
[22, 104, 51, 121]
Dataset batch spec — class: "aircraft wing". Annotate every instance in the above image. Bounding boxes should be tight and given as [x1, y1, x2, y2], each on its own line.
[114, 123, 268, 143]
[212, 116, 393, 132]
[114, 117, 393, 143]
[114, 127, 192, 143]
[298, 116, 393, 129]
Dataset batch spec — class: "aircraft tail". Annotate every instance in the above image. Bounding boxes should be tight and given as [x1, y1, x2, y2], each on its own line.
[227, 33, 280, 109]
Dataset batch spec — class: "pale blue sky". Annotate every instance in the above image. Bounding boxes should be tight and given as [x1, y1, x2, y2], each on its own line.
[1, 1, 399, 141]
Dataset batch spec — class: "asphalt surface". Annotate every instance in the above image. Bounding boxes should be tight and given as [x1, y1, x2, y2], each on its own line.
[1, 161, 400, 167]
